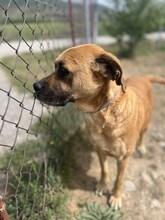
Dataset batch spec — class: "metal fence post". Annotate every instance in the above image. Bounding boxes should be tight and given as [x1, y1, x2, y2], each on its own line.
[92, 0, 99, 44]
[68, 0, 76, 46]
[84, 0, 91, 43]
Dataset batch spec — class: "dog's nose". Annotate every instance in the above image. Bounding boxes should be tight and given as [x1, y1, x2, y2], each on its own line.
[33, 81, 43, 92]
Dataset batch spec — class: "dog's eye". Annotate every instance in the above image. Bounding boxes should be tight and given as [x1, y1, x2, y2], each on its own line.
[60, 66, 70, 77]
[55, 61, 71, 79]
[56, 64, 70, 79]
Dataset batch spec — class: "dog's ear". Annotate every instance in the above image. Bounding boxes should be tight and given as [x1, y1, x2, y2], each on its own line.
[93, 53, 126, 92]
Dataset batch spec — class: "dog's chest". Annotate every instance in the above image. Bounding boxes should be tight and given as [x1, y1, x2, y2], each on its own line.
[85, 114, 127, 158]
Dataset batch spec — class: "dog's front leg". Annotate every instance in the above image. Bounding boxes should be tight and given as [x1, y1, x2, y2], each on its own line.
[109, 156, 129, 210]
[95, 149, 110, 196]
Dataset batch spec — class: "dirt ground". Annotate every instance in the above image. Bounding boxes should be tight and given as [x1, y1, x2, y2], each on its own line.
[66, 52, 165, 220]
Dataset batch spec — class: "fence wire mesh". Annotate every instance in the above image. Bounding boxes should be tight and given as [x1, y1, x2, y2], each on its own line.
[0, 0, 84, 219]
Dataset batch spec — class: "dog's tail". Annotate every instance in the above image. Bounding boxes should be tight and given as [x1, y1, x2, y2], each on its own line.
[145, 75, 165, 84]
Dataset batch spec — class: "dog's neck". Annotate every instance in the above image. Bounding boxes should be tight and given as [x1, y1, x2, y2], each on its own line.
[75, 81, 122, 113]
[84, 90, 119, 114]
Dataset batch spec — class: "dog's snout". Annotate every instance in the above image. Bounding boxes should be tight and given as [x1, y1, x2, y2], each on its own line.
[33, 81, 43, 92]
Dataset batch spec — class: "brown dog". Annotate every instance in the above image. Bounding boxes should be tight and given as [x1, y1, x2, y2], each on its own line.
[33, 44, 165, 209]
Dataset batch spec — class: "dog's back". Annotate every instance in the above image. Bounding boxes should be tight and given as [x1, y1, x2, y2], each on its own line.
[125, 75, 165, 139]
[125, 75, 165, 109]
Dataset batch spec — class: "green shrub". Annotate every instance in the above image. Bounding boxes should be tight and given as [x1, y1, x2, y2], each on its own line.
[102, 0, 165, 57]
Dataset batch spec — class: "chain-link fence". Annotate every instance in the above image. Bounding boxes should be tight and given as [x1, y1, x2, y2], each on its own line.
[0, 0, 86, 219]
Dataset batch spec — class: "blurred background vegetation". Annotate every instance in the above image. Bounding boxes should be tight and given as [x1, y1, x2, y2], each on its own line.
[100, 0, 165, 57]
[1, 0, 165, 57]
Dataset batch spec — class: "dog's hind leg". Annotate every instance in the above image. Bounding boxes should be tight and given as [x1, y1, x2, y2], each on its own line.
[137, 128, 148, 156]
[95, 149, 110, 196]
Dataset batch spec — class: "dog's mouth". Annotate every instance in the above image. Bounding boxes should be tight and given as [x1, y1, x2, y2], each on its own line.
[34, 91, 74, 106]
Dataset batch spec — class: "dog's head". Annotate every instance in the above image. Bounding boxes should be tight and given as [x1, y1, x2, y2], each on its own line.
[33, 44, 124, 109]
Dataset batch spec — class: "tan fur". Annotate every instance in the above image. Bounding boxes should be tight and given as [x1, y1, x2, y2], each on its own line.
[0, 197, 10, 220]
[33, 44, 165, 209]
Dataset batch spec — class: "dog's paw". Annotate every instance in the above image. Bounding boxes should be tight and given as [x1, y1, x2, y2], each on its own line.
[137, 146, 147, 157]
[94, 181, 109, 196]
[109, 195, 122, 210]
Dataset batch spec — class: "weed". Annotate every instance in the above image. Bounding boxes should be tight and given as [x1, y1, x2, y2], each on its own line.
[0, 104, 82, 219]
[76, 202, 123, 220]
